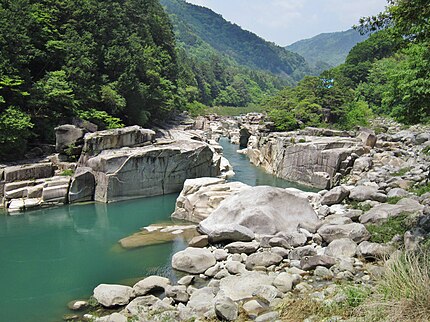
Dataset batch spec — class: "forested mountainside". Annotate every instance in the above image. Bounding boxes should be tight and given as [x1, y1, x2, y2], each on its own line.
[265, 0, 429, 130]
[286, 29, 369, 70]
[0, 0, 317, 160]
[0, 0, 179, 159]
[160, 0, 312, 80]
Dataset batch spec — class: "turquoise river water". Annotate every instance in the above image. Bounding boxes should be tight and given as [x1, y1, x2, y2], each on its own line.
[0, 138, 311, 322]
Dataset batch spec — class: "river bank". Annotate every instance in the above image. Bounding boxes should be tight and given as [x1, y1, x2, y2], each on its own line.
[2, 113, 430, 321]
[74, 114, 430, 322]
[0, 131, 306, 322]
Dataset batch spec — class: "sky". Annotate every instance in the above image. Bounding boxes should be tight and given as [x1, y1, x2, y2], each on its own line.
[185, 0, 387, 46]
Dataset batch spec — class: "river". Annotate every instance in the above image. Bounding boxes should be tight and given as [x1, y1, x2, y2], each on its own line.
[0, 138, 311, 322]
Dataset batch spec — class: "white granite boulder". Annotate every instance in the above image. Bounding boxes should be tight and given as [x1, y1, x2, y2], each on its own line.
[93, 284, 135, 307]
[172, 247, 216, 274]
[199, 186, 320, 236]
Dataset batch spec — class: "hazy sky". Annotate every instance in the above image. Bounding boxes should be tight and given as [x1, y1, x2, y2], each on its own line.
[186, 0, 387, 46]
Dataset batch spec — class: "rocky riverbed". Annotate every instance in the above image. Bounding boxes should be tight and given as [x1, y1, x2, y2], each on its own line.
[69, 114, 430, 322]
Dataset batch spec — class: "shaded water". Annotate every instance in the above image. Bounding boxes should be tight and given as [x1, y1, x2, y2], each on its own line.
[0, 138, 312, 322]
[219, 137, 316, 191]
[0, 195, 182, 322]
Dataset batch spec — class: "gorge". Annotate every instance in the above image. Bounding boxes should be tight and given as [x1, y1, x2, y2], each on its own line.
[0, 129, 307, 322]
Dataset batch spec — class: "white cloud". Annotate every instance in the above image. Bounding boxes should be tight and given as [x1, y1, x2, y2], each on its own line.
[185, 0, 387, 45]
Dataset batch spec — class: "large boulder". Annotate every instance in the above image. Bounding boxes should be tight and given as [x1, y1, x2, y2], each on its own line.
[318, 223, 370, 243]
[171, 177, 247, 223]
[357, 130, 377, 148]
[199, 186, 320, 236]
[357, 241, 395, 259]
[273, 272, 300, 293]
[80, 139, 219, 202]
[215, 296, 239, 321]
[349, 185, 387, 203]
[55, 124, 85, 152]
[321, 186, 350, 206]
[172, 247, 216, 274]
[185, 287, 217, 318]
[81, 126, 155, 157]
[325, 238, 357, 259]
[245, 251, 283, 270]
[93, 284, 135, 307]
[133, 276, 170, 296]
[300, 255, 336, 271]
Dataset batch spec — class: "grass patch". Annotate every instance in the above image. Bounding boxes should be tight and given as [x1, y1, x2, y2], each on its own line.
[358, 249, 430, 321]
[277, 297, 346, 321]
[422, 146, 430, 156]
[366, 213, 412, 244]
[410, 183, 430, 196]
[392, 167, 412, 177]
[387, 196, 403, 204]
[348, 201, 373, 212]
[276, 285, 371, 321]
[342, 285, 372, 308]
[60, 169, 75, 176]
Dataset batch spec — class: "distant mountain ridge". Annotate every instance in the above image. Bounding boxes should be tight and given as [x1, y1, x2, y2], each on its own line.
[286, 29, 369, 70]
[160, 0, 311, 80]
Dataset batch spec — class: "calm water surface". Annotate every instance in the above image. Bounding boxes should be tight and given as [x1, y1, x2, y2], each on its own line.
[0, 138, 311, 322]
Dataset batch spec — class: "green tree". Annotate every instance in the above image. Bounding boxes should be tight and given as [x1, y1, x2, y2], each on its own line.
[0, 106, 33, 159]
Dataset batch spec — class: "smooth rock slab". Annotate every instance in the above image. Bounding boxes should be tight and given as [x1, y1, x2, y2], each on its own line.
[93, 284, 135, 307]
[83, 139, 219, 202]
[4, 163, 54, 183]
[172, 247, 216, 274]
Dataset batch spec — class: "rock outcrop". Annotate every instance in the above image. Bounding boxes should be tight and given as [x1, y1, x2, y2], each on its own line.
[199, 186, 320, 236]
[244, 132, 365, 189]
[72, 126, 222, 203]
[171, 177, 247, 222]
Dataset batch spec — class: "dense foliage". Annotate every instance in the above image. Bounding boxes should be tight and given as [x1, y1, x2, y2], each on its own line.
[266, 0, 429, 130]
[0, 0, 178, 159]
[160, 0, 315, 110]
[160, 0, 310, 79]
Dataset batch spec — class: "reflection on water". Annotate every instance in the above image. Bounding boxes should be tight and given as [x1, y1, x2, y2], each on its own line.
[0, 138, 313, 322]
[0, 194, 181, 322]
